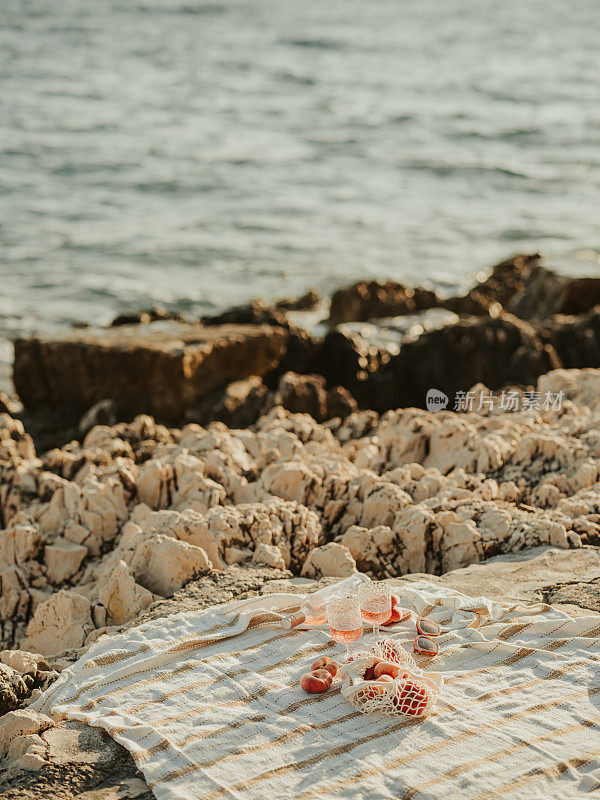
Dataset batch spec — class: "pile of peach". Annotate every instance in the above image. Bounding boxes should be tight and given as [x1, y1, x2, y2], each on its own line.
[356, 658, 430, 716]
[300, 656, 340, 694]
[300, 656, 409, 695]
[300, 653, 431, 717]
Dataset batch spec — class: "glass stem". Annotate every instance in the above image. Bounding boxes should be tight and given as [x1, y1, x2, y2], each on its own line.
[373, 624, 379, 642]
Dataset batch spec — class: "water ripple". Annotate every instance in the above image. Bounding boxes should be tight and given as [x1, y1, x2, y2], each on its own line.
[1, 0, 599, 386]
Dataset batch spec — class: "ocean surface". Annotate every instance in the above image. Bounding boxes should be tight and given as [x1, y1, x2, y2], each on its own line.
[2, 0, 600, 385]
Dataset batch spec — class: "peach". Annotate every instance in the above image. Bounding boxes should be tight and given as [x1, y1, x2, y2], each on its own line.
[392, 680, 429, 716]
[376, 674, 394, 683]
[364, 681, 390, 699]
[373, 661, 401, 679]
[300, 669, 332, 694]
[312, 668, 333, 686]
[362, 659, 381, 681]
[311, 657, 338, 677]
[383, 607, 403, 626]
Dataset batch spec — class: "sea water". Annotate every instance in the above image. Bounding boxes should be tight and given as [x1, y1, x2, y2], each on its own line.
[1, 0, 599, 385]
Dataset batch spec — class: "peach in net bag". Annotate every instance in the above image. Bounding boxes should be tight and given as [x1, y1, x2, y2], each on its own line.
[339, 637, 443, 718]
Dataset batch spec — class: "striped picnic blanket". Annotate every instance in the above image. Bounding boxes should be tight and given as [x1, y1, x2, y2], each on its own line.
[32, 581, 600, 800]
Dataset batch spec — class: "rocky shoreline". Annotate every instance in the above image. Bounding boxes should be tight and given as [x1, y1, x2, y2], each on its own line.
[3, 364, 600, 659]
[3, 253, 600, 796]
[11, 253, 600, 449]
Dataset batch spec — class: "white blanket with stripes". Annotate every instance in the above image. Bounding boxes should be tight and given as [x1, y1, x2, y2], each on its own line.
[32, 581, 600, 800]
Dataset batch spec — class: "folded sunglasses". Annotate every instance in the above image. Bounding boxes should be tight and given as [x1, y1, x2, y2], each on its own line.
[414, 617, 441, 655]
[388, 607, 441, 656]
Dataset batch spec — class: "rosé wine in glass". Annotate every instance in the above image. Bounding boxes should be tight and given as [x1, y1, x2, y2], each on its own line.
[359, 583, 392, 643]
[329, 626, 364, 644]
[360, 608, 392, 626]
[326, 596, 363, 659]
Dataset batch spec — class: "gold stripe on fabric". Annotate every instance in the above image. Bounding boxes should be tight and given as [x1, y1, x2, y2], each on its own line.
[127, 640, 333, 741]
[138, 711, 358, 766]
[130, 634, 332, 717]
[79, 623, 300, 711]
[440, 645, 533, 679]
[138, 686, 332, 760]
[545, 623, 600, 650]
[165, 605, 300, 655]
[131, 739, 171, 761]
[61, 614, 245, 706]
[136, 669, 355, 771]
[288, 682, 600, 800]
[81, 614, 249, 669]
[140, 643, 587, 767]
[154, 719, 373, 791]
[87, 644, 152, 668]
[465, 657, 591, 705]
[83, 602, 298, 673]
[400, 714, 600, 800]
[494, 622, 533, 640]
[436, 616, 600, 672]
[472, 749, 600, 800]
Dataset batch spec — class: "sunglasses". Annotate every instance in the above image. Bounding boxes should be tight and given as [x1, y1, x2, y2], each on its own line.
[413, 617, 440, 656]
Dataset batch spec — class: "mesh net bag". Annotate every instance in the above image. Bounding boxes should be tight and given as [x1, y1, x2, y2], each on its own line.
[371, 638, 417, 670]
[345, 639, 416, 671]
[339, 637, 443, 719]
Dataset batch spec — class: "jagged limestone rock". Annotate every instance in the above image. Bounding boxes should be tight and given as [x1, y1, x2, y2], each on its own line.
[2, 368, 600, 660]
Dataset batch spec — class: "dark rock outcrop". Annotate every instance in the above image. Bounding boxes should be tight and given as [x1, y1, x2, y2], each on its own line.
[327, 280, 439, 326]
[187, 371, 358, 427]
[538, 308, 600, 369]
[202, 299, 290, 329]
[304, 331, 385, 394]
[14, 323, 288, 425]
[510, 265, 600, 320]
[78, 399, 117, 437]
[263, 328, 320, 387]
[440, 293, 496, 316]
[272, 372, 357, 422]
[186, 377, 270, 428]
[453, 252, 540, 312]
[266, 331, 385, 403]
[15, 253, 600, 440]
[326, 255, 541, 327]
[110, 306, 186, 326]
[360, 313, 560, 411]
[275, 288, 321, 311]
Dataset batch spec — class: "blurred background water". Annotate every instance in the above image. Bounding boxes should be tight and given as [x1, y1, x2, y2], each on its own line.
[1, 0, 600, 378]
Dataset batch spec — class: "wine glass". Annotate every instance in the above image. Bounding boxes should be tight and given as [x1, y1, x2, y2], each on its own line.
[358, 582, 392, 643]
[326, 596, 363, 660]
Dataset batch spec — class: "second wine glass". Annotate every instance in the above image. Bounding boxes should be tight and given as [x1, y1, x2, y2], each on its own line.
[358, 582, 392, 643]
[326, 596, 363, 661]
